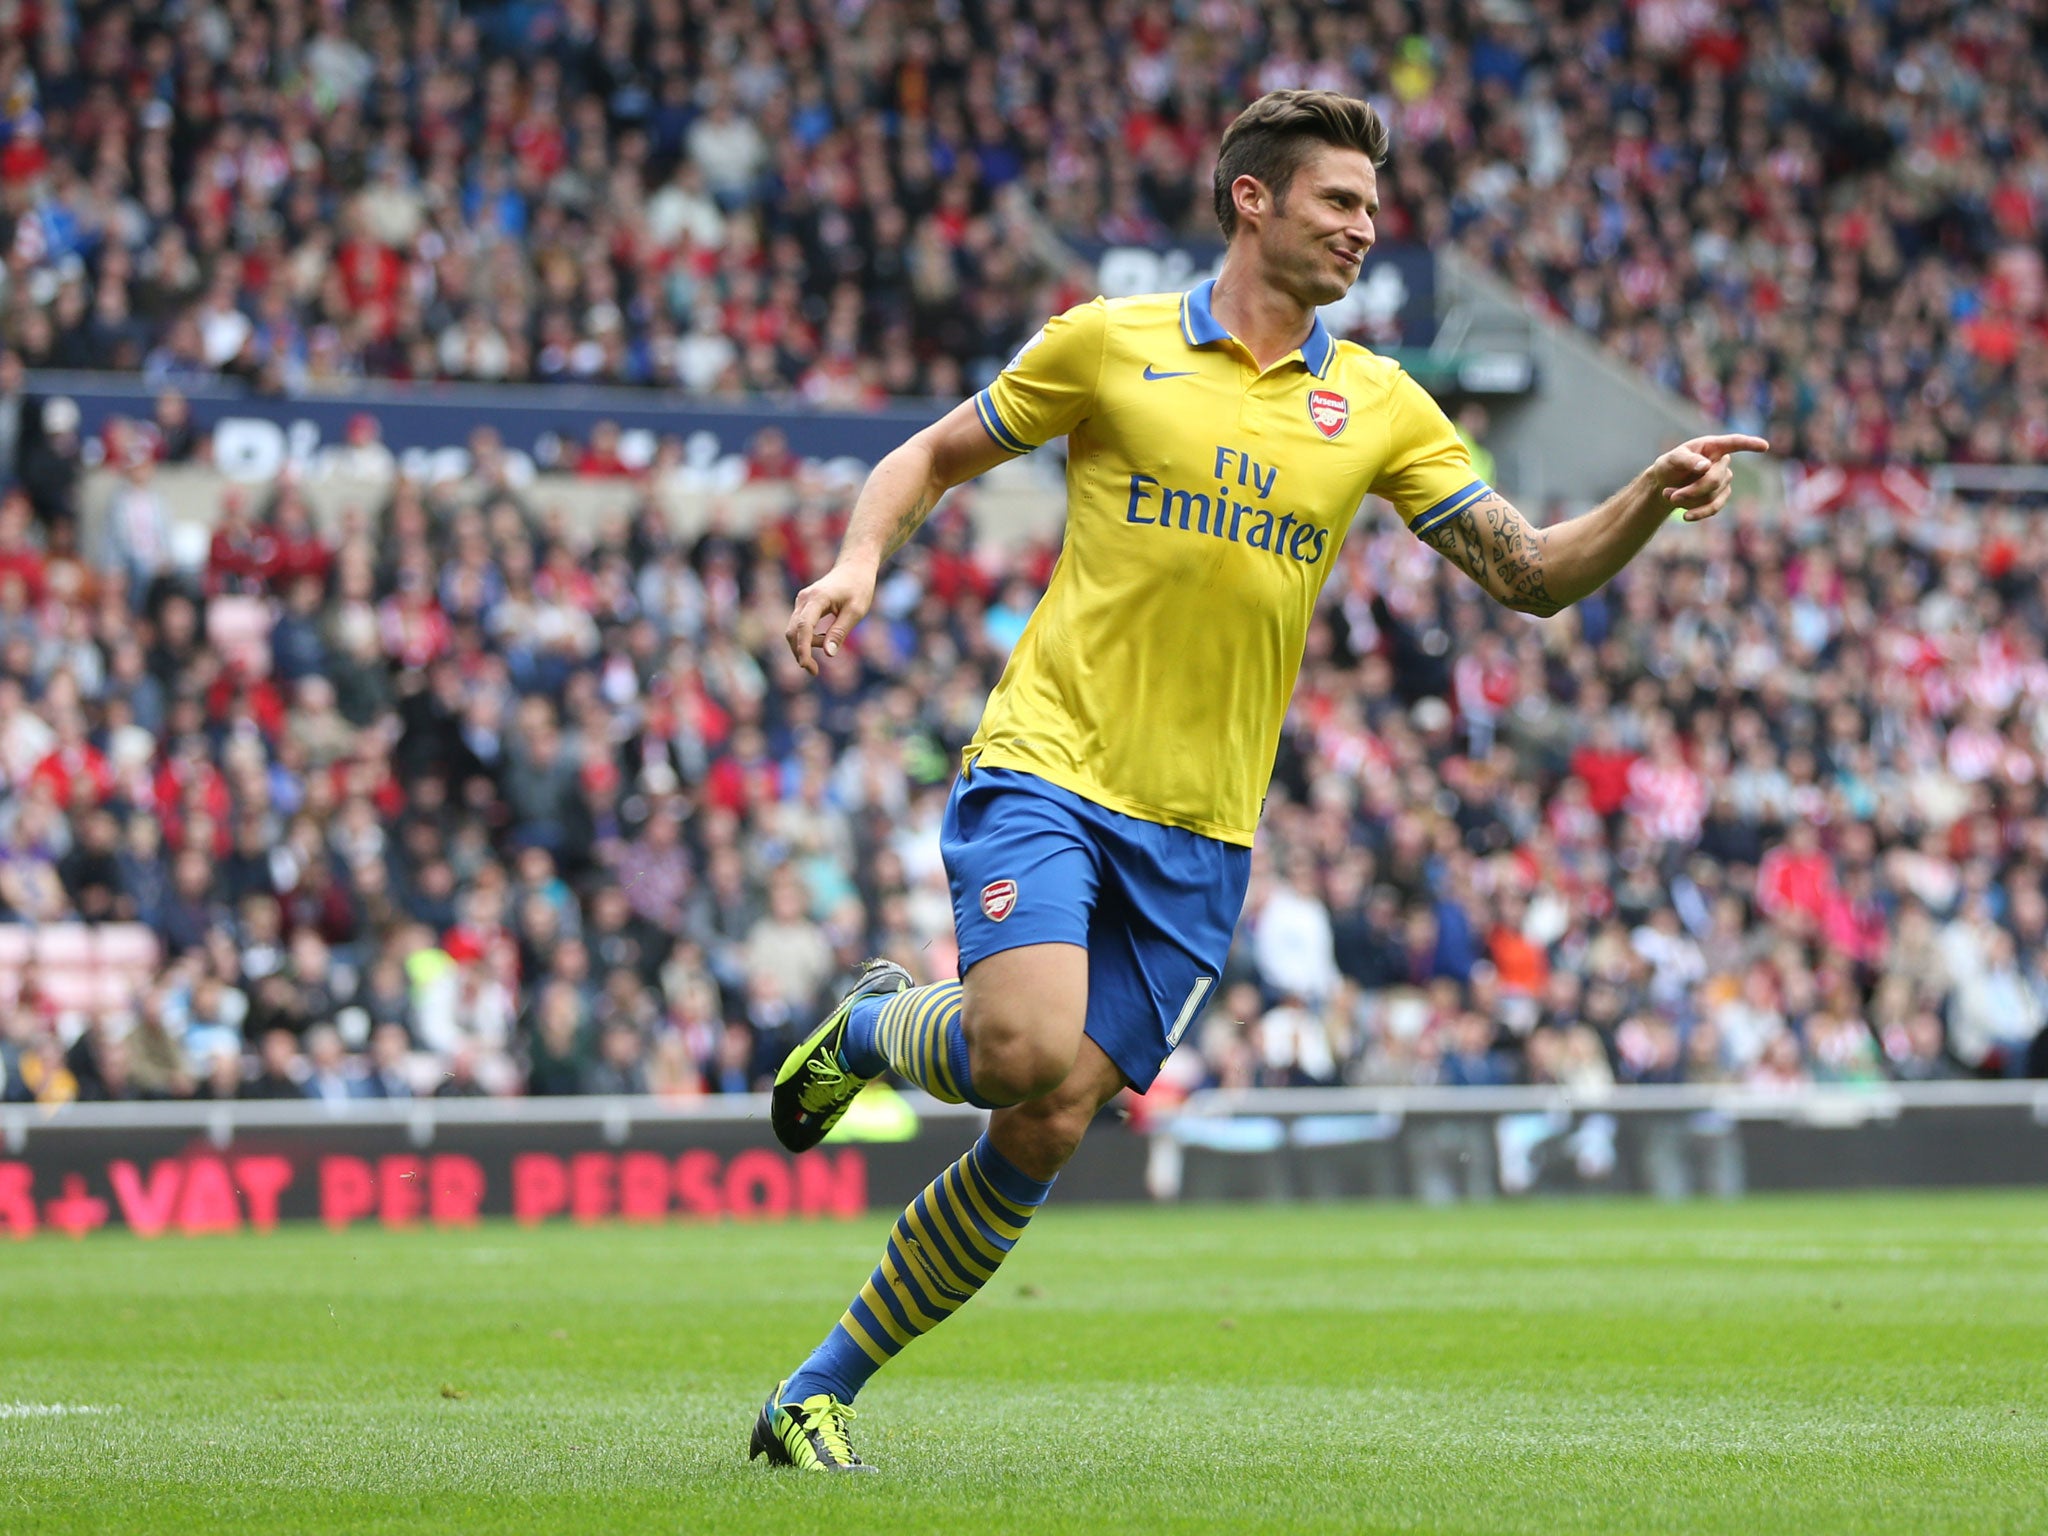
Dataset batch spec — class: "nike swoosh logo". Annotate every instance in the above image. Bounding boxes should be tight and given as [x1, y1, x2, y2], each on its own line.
[1142, 366, 1196, 381]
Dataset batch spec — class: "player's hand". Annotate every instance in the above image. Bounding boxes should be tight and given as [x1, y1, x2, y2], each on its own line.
[785, 559, 878, 676]
[1650, 434, 1771, 523]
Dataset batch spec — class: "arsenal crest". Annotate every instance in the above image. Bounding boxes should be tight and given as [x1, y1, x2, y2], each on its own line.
[980, 879, 1018, 922]
[1307, 388, 1349, 438]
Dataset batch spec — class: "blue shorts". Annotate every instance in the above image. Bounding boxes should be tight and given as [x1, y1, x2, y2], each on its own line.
[941, 765, 1252, 1091]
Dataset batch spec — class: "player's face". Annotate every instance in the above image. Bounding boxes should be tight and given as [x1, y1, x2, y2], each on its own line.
[1257, 145, 1379, 309]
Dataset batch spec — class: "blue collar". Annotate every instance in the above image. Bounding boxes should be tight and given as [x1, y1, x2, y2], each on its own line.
[1180, 279, 1335, 378]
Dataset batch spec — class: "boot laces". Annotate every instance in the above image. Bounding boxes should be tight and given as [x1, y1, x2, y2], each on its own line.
[796, 1053, 853, 1113]
[796, 1394, 860, 1464]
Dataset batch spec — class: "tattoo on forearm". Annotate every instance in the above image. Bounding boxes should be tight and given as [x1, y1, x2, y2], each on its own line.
[1482, 498, 1560, 615]
[882, 491, 935, 558]
[1418, 494, 1561, 616]
[1418, 505, 1487, 583]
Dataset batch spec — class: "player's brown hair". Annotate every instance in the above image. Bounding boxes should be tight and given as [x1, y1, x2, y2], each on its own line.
[1212, 90, 1389, 239]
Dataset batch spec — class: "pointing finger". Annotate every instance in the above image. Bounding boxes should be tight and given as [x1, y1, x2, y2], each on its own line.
[1691, 434, 1772, 459]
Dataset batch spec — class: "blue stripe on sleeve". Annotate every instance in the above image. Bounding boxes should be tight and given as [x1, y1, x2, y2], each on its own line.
[975, 389, 1034, 455]
[1409, 480, 1491, 536]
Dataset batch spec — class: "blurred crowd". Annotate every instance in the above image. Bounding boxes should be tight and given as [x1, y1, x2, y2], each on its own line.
[1187, 482, 2048, 1096]
[2, 392, 2048, 1105]
[4, 0, 2048, 1104]
[1450, 0, 2048, 467]
[4, 0, 2044, 461]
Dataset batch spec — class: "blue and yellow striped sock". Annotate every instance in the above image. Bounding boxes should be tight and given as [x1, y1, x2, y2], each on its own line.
[784, 1133, 1055, 1405]
[843, 981, 993, 1109]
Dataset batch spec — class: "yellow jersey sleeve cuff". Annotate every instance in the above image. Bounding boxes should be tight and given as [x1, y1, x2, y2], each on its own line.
[1408, 480, 1491, 537]
[975, 388, 1035, 456]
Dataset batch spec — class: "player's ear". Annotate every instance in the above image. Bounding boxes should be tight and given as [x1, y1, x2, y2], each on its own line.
[1232, 174, 1267, 227]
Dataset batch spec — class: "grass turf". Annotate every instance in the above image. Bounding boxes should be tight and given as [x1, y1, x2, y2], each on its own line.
[6, 1192, 2047, 1535]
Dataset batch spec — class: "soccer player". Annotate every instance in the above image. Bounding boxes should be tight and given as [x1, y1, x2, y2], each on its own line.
[748, 88, 1768, 1471]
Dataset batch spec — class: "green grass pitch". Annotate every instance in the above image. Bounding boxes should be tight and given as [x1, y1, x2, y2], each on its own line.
[7, 1192, 2047, 1534]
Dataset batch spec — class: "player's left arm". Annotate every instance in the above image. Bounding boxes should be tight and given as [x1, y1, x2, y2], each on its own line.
[1415, 435, 1770, 617]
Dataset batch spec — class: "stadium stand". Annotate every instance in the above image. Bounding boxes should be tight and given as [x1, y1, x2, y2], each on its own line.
[7, 0, 2042, 461]
[1, 0, 2045, 1104]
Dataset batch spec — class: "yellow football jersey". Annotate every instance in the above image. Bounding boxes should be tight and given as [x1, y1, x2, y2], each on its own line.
[966, 279, 1483, 846]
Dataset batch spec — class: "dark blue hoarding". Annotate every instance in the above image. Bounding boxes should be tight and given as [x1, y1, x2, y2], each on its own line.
[34, 373, 944, 480]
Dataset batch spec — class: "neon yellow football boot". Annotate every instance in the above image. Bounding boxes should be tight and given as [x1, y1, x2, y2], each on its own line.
[770, 958, 912, 1153]
[747, 1381, 875, 1473]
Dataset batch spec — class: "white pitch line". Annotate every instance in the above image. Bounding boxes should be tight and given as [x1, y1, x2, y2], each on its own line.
[0, 1403, 118, 1418]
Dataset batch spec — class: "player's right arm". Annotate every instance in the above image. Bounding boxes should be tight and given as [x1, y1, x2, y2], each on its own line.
[784, 401, 1011, 675]
[785, 301, 1106, 675]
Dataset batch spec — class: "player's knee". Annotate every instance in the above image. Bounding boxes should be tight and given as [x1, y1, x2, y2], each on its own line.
[960, 975, 1084, 1104]
[988, 1094, 1091, 1181]
[970, 1037, 1075, 1105]
[1031, 1098, 1096, 1167]
[963, 1013, 1076, 1104]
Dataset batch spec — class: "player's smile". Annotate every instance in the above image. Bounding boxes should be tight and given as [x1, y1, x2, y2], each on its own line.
[1271, 147, 1379, 299]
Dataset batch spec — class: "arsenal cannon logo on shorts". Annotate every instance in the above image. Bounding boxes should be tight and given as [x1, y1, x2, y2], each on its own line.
[979, 879, 1018, 922]
[1307, 388, 1349, 439]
